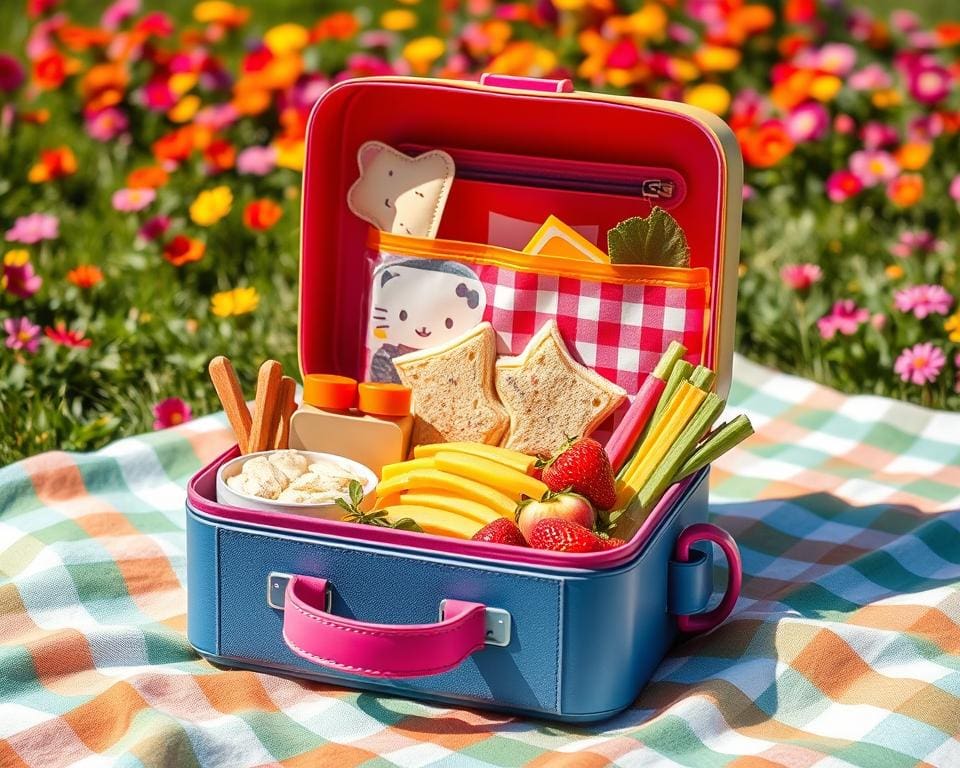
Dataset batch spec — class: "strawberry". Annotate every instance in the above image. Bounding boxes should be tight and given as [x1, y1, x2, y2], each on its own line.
[599, 536, 626, 550]
[540, 437, 617, 511]
[528, 518, 604, 553]
[472, 518, 528, 547]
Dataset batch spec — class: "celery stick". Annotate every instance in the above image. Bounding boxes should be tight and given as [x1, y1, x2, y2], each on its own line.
[673, 414, 754, 482]
[688, 365, 716, 392]
[652, 340, 687, 381]
[635, 394, 725, 513]
[649, 360, 694, 431]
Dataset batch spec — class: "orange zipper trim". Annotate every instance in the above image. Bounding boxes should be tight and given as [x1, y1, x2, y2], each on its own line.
[370, 230, 710, 289]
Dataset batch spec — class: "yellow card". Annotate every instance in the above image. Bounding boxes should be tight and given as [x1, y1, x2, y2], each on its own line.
[522, 215, 610, 263]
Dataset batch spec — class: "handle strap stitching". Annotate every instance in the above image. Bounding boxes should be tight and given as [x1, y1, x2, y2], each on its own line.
[289, 599, 482, 640]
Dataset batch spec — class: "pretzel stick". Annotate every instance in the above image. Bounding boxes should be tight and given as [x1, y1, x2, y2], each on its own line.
[248, 360, 283, 453]
[273, 376, 297, 450]
[208, 356, 252, 452]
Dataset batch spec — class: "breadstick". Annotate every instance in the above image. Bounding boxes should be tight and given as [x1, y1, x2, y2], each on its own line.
[208, 356, 252, 453]
[273, 376, 298, 450]
[248, 360, 283, 453]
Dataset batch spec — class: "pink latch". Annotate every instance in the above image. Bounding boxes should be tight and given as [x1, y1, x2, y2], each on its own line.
[479, 73, 574, 94]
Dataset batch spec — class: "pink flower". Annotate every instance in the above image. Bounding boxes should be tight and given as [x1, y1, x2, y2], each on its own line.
[893, 285, 953, 318]
[949, 175, 960, 203]
[894, 342, 945, 386]
[786, 102, 829, 142]
[112, 188, 156, 213]
[907, 114, 944, 143]
[101, 0, 139, 30]
[2, 257, 42, 299]
[137, 215, 170, 242]
[817, 300, 869, 340]
[849, 64, 892, 91]
[890, 10, 921, 34]
[833, 114, 856, 135]
[815, 43, 857, 76]
[85, 107, 128, 142]
[4, 316, 41, 353]
[236, 145, 277, 176]
[142, 79, 176, 111]
[5, 213, 59, 244]
[825, 170, 863, 203]
[849, 150, 899, 187]
[152, 397, 192, 429]
[889, 230, 943, 259]
[780, 263, 823, 291]
[860, 121, 898, 150]
[0, 53, 25, 93]
[908, 65, 951, 105]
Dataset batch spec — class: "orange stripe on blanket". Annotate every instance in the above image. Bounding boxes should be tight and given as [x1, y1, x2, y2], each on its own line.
[62, 681, 149, 753]
[847, 604, 960, 653]
[527, 753, 613, 768]
[177, 421, 235, 466]
[28, 628, 96, 686]
[21, 452, 113, 516]
[0, 740, 30, 768]
[0, 583, 34, 643]
[194, 671, 280, 714]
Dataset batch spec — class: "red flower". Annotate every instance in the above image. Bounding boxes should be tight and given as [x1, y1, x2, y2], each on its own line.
[738, 120, 795, 168]
[163, 235, 205, 266]
[203, 138, 236, 173]
[45, 322, 91, 349]
[243, 199, 283, 231]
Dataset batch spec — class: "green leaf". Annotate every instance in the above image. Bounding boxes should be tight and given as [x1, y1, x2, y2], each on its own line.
[349, 479, 363, 508]
[391, 517, 423, 532]
[606, 207, 690, 267]
[334, 497, 354, 515]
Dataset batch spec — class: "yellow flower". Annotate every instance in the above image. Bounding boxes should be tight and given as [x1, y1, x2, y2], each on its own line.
[381, 9, 417, 31]
[871, 88, 902, 109]
[694, 45, 741, 72]
[211, 286, 259, 317]
[885, 264, 904, 280]
[168, 95, 201, 123]
[809, 74, 842, 102]
[895, 142, 932, 171]
[4, 249, 30, 267]
[628, 4, 668, 41]
[169, 72, 198, 96]
[264, 23, 309, 56]
[945, 312, 960, 343]
[189, 186, 233, 226]
[553, 0, 588, 10]
[273, 138, 305, 171]
[403, 36, 445, 75]
[684, 83, 731, 115]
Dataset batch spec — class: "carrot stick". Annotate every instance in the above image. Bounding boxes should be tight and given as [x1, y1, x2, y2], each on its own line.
[208, 356, 252, 453]
[248, 360, 283, 453]
[273, 376, 298, 450]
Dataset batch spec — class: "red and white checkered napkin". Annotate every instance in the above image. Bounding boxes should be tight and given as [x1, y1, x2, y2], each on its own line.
[476, 265, 708, 396]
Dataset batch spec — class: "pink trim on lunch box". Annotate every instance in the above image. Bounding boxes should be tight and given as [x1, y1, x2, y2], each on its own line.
[674, 523, 741, 632]
[283, 575, 486, 678]
[186, 445, 699, 571]
[479, 73, 574, 93]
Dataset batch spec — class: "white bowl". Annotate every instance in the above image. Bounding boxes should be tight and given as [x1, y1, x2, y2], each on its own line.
[216, 450, 377, 519]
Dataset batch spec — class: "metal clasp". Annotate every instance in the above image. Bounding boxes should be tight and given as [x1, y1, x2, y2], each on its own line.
[440, 600, 512, 647]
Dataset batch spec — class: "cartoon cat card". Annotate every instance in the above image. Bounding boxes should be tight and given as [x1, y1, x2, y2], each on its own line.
[348, 141, 455, 239]
[366, 259, 486, 383]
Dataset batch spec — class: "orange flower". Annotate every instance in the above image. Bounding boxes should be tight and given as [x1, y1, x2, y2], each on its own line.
[243, 199, 283, 231]
[894, 142, 933, 171]
[312, 11, 359, 42]
[28, 146, 78, 183]
[203, 138, 236, 173]
[81, 63, 128, 111]
[886, 174, 924, 207]
[739, 121, 795, 168]
[57, 24, 111, 52]
[231, 79, 272, 116]
[937, 22, 960, 46]
[67, 265, 104, 289]
[32, 50, 79, 91]
[163, 235, 206, 267]
[127, 165, 169, 189]
[193, 1, 251, 28]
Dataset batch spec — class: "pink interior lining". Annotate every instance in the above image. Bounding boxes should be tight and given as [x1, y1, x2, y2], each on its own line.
[186, 445, 701, 572]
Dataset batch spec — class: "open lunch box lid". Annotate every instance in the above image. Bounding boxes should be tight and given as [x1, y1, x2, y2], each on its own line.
[299, 74, 742, 398]
[185, 75, 746, 570]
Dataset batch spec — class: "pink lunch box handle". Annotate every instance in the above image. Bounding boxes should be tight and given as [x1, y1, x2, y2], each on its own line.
[674, 523, 742, 633]
[282, 575, 487, 678]
[479, 73, 574, 93]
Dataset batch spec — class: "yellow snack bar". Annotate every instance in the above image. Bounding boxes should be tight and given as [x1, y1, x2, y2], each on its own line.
[380, 457, 435, 481]
[381, 505, 483, 539]
[375, 469, 516, 517]
[434, 451, 548, 501]
[413, 442, 536, 474]
[399, 492, 500, 525]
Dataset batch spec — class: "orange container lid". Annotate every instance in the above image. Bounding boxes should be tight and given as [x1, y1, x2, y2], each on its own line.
[303, 374, 357, 410]
[358, 382, 412, 417]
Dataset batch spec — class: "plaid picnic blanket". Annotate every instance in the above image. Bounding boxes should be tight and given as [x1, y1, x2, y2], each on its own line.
[1, 355, 959, 767]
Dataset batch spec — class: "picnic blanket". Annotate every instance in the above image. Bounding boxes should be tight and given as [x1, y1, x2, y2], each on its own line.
[1, 355, 959, 768]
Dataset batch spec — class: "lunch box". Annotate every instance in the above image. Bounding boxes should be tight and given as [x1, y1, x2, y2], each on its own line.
[186, 74, 744, 722]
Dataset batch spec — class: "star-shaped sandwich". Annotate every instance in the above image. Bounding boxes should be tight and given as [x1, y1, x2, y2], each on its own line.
[495, 320, 627, 456]
[394, 322, 509, 447]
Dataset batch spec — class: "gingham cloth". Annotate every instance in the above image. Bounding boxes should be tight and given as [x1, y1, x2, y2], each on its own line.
[2, 355, 959, 767]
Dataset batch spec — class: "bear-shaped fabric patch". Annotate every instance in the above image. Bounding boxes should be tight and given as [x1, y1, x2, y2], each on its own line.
[367, 258, 486, 383]
[347, 141, 455, 239]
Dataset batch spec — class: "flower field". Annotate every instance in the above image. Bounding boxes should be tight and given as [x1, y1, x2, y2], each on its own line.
[0, 0, 958, 463]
